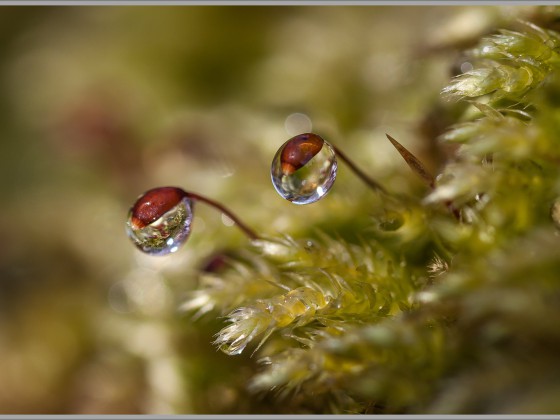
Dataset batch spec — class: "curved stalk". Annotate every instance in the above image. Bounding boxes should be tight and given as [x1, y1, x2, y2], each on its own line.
[186, 192, 260, 240]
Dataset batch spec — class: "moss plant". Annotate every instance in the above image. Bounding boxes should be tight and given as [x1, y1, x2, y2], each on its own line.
[182, 11, 560, 414]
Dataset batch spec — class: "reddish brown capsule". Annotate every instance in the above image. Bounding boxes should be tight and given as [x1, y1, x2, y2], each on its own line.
[130, 186, 186, 230]
[280, 133, 324, 175]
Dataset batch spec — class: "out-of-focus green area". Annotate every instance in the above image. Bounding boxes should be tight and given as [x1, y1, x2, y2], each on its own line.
[0, 5, 530, 414]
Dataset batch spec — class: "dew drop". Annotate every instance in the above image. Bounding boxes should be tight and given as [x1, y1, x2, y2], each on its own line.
[378, 212, 404, 231]
[126, 187, 194, 255]
[271, 133, 337, 205]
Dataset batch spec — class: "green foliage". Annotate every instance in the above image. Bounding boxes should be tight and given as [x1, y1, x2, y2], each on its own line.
[181, 9, 560, 414]
[442, 21, 560, 103]
[185, 234, 421, 356]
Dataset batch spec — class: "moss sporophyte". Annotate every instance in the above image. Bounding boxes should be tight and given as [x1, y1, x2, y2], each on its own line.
[126, 187, 258, 256]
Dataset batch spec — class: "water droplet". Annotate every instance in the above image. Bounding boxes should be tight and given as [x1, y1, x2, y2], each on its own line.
[126, 187, 194, 255]
[271, 133, 337, 204]
[378, 211, 404, 231]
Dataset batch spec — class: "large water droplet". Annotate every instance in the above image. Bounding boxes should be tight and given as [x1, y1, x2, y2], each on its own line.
[271, 133, 337, 205]
[126, 187, 194, 255]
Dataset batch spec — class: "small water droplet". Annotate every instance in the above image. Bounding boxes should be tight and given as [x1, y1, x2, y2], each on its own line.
[126, 187, 194, 255]
[271, 133, 337, 205]
[304, 240, 316, 253]
[378, 212, 404, 231]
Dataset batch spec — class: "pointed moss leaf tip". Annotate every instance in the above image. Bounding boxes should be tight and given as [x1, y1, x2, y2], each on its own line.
[386, 134, 435, 188]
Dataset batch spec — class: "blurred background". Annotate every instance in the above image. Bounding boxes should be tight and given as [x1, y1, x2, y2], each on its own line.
[0, 5, 536, 414]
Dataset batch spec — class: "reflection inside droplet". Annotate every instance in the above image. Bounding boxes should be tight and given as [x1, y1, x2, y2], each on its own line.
[271, 133, 337, 205]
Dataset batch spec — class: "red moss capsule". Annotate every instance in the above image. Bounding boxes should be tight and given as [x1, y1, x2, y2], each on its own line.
[129, 186, 187, 230]
[280, 133, 324, 175]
